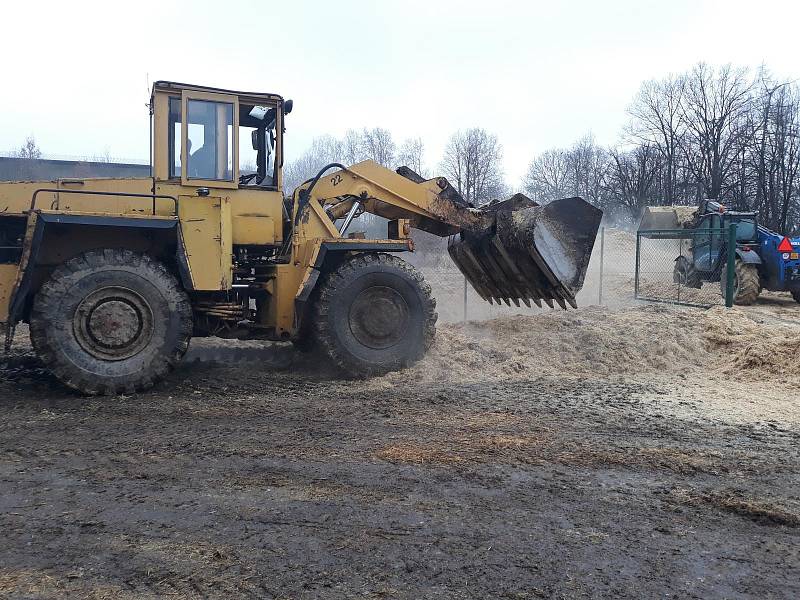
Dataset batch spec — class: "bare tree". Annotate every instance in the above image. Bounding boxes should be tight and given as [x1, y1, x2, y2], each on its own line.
[523, 149, 570, 202]
[568, 133, 608, 205]
[628, 74, 686, 205]
[397, 137, 426, 176]
[360, 127, 396, 167]
[523, 135, 608, 206]
[341, 129, 364, 165]
[337, 128, 396, 167]
[680, 63, 753, 200]
[748, 74, 800, 231]
[440, 128, 504, 205]
[523, 63, 800, 232]
[283, 134, 344, 192]
[14, 135, 42, 159]
[605, 144, 663, 221]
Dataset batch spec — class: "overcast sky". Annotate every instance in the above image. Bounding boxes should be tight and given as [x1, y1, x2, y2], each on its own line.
[2, 0, 799, 186]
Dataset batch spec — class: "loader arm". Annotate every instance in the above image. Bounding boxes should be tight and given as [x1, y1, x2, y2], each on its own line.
[293, 160, 602, 309]
[293, 160, 484, 236]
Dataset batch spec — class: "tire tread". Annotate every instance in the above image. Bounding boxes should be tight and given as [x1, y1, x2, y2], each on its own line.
[30, 249, 192, 395]
[311, 253, 436, 377]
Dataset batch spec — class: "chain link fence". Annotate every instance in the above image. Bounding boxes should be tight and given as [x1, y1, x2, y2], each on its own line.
[413, 226, 641, 322]
[412, 225, 737, 322]
[635, 228, 736, 308]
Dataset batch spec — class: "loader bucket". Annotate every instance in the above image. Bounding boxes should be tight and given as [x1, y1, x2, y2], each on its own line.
[638, 205, 698, 231]
[448, 196, 602, 309]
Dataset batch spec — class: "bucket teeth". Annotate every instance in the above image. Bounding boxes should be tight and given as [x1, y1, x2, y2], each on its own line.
[447, 196, 602, 311]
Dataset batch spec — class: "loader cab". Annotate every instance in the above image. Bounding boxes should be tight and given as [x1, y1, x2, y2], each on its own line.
[151, 81, 290, 192]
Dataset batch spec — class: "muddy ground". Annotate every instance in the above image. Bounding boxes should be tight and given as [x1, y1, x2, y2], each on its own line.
[2, 295, 800, 599]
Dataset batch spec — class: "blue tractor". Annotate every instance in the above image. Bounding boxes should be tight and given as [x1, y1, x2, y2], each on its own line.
[670, 201, 800, 305]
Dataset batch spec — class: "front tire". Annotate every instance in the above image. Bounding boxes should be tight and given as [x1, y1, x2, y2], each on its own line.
[30, 249, 192, 395]
[673, 256, 701, 288]
[720, 260, 760, 306]
[312, 253, 436, 376]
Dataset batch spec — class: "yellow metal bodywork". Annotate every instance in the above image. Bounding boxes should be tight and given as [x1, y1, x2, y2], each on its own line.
[0, 81, 485, 339]
[0, 265, 16, 320]
[297, 160, 482, 234]
[34, 211, 178, 269]
[178, 195, 233, 290]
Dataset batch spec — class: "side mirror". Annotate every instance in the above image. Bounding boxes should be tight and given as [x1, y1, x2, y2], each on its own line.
[249, 105, 268, 120]
[251, 129, 259, 151]
[284, 99, 293, 115]
[249, 105, 277, 124]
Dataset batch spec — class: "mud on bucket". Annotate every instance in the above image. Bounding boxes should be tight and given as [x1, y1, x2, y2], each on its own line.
[448, 196, 602, 309]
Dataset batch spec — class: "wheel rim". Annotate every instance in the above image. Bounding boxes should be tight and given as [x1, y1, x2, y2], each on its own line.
[348, 285, 410, 350]
[73, 286, 155, 361]
[676, 265, 688, 284]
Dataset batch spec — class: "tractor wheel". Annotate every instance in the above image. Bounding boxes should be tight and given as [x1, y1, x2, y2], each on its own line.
[791, 289, 800, 304]
[312, 253, 436, 377]
[673, 256, 701, 288]
[720, 260, 760, 306]
[30, 249, 193, 395]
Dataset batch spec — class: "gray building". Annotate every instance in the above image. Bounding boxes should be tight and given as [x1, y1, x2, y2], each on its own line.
[0, 157, 150, 181]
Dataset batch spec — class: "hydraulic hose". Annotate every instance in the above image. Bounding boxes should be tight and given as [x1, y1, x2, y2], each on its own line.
[293, 163, 349, 226]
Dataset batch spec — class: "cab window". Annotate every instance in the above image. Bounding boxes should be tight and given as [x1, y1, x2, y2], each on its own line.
[238, 103, 277, 188]
[186, 99, 233, 181]
[168, 97, 181, 179]
[735, 218, 757, 242]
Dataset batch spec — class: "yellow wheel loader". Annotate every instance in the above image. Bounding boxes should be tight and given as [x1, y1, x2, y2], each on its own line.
[0, 81, 602, 394]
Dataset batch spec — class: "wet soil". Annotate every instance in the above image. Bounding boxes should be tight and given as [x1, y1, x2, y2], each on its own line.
[1, 323, 799, 599]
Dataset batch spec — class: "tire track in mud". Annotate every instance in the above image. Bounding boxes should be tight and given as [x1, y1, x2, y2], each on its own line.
[1, 314, 800, 598]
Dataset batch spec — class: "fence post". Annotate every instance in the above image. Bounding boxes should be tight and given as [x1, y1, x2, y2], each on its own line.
[598, 226, 605, 306]
[676, 236, 681, 304]
[725, 223, 737, 308]
[463, 276, 468, 322]
[634, 231, 641, 300]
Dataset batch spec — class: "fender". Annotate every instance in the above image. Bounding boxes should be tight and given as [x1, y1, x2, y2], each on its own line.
[293, 239, 413, 328]
[736, 248, 762, 265]
[6, 212, 183, 326]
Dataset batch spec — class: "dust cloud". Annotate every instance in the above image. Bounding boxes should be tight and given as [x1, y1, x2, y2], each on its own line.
[366, 300, 800, 424]
[415, 227, 639, 323]
[391, 230, 800, 426]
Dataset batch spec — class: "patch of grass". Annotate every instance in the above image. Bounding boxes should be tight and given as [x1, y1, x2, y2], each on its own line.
[375, 443, 465, 465]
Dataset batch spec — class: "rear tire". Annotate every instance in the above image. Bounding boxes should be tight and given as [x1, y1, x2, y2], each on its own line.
[791, 289, 800, 304]
[312, 253, 436, 377]
[720, 260, 760, 306]
[30, 249, 193, 395]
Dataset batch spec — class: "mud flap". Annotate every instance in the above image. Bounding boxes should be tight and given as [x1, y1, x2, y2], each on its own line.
[448, 196, 602, 309]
